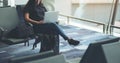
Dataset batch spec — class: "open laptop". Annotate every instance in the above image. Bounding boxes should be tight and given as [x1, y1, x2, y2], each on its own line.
[44, 11, 59, 23]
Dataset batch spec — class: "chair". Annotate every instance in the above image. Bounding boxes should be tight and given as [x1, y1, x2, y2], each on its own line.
[35, 32, 59, 54]
[23, 54, 68, 63]
[80, 37, 120, 63]
[10, 50, 56, 63]
[16, 5, 60, 54]
[102, 42, 120, 63]
[0, 7, 29, 46]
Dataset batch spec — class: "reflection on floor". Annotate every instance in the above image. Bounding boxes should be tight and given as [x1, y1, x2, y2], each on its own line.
[0, 25, 113, 62]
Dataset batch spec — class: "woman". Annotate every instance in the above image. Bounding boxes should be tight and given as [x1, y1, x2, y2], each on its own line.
[24, 0, 79, 49]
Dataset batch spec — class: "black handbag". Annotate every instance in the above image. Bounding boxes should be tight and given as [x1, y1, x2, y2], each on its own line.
[6, 23, 34, 38]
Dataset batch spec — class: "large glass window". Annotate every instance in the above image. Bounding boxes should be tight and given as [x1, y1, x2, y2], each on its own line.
[4, 0, 120, 34]
[72, 0, 115, 32]
[0, 0, 3, 7]
[55, 0, 119, 33]
[110, 0, 120, 36]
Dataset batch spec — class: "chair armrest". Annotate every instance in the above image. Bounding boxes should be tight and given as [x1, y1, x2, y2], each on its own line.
[0, 26, 6, 38]
[9, 50, 55, 63]
[66, 58, 81, 63]
[0, 26, 7, 38]
[0, 26, 5, 32]
[23, 54, 67, 63]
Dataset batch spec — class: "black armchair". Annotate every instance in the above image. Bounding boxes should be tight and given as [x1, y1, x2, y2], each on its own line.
[0, 7, 29, 46]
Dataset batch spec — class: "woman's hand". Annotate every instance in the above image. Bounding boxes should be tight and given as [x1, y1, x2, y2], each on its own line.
[24, 13, 45, 24]
[36, 20, 44, 24]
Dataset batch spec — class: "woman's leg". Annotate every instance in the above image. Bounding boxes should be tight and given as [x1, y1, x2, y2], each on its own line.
[34, 23, 79, 46]
[45, 23, 80, 45]
[33, 23, 68, 40]
[42, 23, 69, 40]
[50, 23, 69, 40]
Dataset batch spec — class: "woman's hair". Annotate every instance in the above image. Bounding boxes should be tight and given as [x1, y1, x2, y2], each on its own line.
[25, 0, 36, 9]
[24, 0, 43, 10]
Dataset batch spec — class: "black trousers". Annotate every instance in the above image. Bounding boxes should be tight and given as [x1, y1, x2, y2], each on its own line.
[33, 23, 68, 40]
[33, 23, 67, 52]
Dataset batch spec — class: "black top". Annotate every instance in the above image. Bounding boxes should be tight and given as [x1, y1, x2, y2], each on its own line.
[24, 4, 47, 21]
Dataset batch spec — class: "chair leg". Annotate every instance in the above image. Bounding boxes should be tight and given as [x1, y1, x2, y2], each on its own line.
[32, 43, 37, 50]
[24, 40, 29, 46]
[24, 42, 26, 46]
[27, 41, 29, 46]
[32, 36, 41, 50]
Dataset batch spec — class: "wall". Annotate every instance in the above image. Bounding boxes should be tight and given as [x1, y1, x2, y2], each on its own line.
[55, 0, 72, 15]
[73, 3, 120, 24]
[15, 0, 28, 5]
[14, 0, 55, 11]
[42, 0, 55, 11]
[7, 0, 72, 15]
[79, 0, 120, 3]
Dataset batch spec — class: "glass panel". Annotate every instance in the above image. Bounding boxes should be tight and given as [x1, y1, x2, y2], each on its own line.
[71, 0, 115, 32]
[15, 0, 28, 5]
[0, 0, 3, 7]
[112, 1, 120, 36]
[3, 0, 8, 7]
[55, 0, 115, 33]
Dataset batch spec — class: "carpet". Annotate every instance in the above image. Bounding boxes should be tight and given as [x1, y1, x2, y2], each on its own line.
[0, 25, 115, 61]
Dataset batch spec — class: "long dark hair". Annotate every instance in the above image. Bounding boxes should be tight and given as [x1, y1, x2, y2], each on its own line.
[24, 0, 44, 10]
[24, 0, 36, 10]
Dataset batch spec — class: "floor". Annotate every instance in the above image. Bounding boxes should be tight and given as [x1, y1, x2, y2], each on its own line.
[0, 24, 114, 63]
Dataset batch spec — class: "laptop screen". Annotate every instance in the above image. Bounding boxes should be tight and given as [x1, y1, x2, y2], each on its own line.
[44, 11, 59, 23]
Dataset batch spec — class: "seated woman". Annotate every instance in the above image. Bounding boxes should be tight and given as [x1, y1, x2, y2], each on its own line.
[23, 0, 80, 48]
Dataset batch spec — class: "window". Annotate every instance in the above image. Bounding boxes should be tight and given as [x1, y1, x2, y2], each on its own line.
[55, 0, 120, 33]
[0, 0, 8, 7]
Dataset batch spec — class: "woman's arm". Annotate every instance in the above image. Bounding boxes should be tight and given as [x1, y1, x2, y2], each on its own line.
[24, 12, 44, 24]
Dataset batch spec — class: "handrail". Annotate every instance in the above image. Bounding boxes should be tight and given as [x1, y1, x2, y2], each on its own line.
[59, 14, 105, 25]
[59, 14, 106, 33]
[110, 25, 120, 34]
[111, 25, 120, 29]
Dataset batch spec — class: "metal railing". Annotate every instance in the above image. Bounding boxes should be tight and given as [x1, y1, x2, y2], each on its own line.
[110, 25, 120, 35]
[59, 14, 106, 33]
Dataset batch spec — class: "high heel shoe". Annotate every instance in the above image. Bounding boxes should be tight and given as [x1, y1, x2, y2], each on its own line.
[68, 39, 80, 46]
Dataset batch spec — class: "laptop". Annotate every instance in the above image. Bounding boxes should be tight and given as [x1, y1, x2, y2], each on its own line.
[44, 11, 59, 23]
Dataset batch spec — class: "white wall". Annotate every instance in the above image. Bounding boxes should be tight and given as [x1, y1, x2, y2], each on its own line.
[8, 0, 15, 6]
[14, 0, 55, 11]
[8, 0, 28, 6]
[55, 0, 72, 15]
[72, 0, 120, 3]
[15, 0, 28, 5]
[42, 0, 55, 11]
[79, 0, 120, 3]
